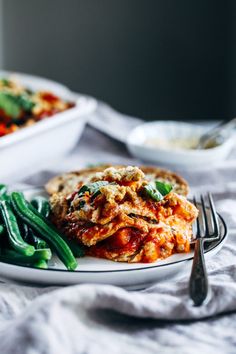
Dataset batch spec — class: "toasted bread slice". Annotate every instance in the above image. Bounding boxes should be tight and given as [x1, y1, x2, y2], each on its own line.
[45, 164, 189, 197]
[140, 166, 189, 196]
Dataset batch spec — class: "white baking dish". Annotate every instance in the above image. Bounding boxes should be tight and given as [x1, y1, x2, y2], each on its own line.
[0, 71, 97, 181]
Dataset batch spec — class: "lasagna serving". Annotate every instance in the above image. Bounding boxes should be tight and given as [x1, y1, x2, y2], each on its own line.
[49, 166, 198, 263]
[0, 77, 74, 137]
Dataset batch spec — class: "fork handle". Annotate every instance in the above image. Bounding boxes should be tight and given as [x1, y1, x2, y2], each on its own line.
[189, 238, 209, 306]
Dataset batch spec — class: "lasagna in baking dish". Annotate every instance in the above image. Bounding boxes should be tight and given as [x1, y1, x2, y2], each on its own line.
[0, 77, 74, 137]
[49, 166, 198, 263]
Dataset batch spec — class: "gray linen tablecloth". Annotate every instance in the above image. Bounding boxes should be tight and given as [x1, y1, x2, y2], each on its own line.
[1, 104, 236, 354]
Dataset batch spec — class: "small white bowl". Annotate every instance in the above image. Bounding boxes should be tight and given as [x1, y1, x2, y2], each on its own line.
[126, 121, 235, 167]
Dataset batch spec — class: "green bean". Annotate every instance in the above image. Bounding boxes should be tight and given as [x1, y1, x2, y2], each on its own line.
[0, 184, 9, 202]
[28, 228, 48, 249]
[21, 222, 47, 249]
[31, 196, 50, 218]
[1, 248, 52, 261]
[29, 197, 49, 248]
[0, 200, 35, 256]
[29, 202, 84, 258]
[0, 194, 10, 202]
[0, 249, 51, 268]
[62, 238, 85, 258]
[19, 196, 50, 249]
[0, 224, 4, 235]
[33, 259, 48, 269]
[0, 184, 7, 197]
[19, 196, 49, 250]
[11, 192, 77, 270]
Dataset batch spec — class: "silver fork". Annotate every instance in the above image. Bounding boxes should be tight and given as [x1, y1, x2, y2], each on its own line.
[189, 193, 220, 306]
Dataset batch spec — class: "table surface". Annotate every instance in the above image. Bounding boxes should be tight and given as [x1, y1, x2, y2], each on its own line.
[1, 123, 236, 354]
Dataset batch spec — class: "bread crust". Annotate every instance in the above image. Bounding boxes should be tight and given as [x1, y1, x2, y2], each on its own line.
[45, 164, 189, 197]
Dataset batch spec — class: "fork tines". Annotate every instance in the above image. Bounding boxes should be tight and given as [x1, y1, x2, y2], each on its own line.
[193, 193, 220, 242]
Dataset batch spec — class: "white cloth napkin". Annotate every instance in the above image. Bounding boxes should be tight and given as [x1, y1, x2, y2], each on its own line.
[1, 103, 236, 354]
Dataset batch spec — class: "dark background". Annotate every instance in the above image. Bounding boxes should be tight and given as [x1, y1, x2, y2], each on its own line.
[1, 0, 235, 120]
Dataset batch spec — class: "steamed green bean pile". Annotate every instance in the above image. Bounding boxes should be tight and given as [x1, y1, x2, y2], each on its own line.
[0, 185, 82, 270]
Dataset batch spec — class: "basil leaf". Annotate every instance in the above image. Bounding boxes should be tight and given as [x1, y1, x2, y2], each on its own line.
[89, 181, 110, 194]
[155, 181, 173, 196]
[0, 92, 21, 118]
[17, 93, 35, 111]
[77, 185, 90, 197]
[1, 79, 10, 86]
[143, 184, 163, 202]
[0, 92, 34, 118]
[78, 181, 109, 198]
[144, 181, 173, 201]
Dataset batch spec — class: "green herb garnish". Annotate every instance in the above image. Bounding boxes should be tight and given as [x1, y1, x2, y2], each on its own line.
[0, 92, 21, 118]
[1, 79, 10, 86]
[0, 92, 34, 118]
[78, 181, 109, 199]
[155, 181, 173, 196]
[144, 181, 173, 201]
[17, 93, 35, 112]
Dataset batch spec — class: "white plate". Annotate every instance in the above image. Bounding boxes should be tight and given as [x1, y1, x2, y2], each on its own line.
[0, 188, 228, 289]
[0, 71, 97, 181]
